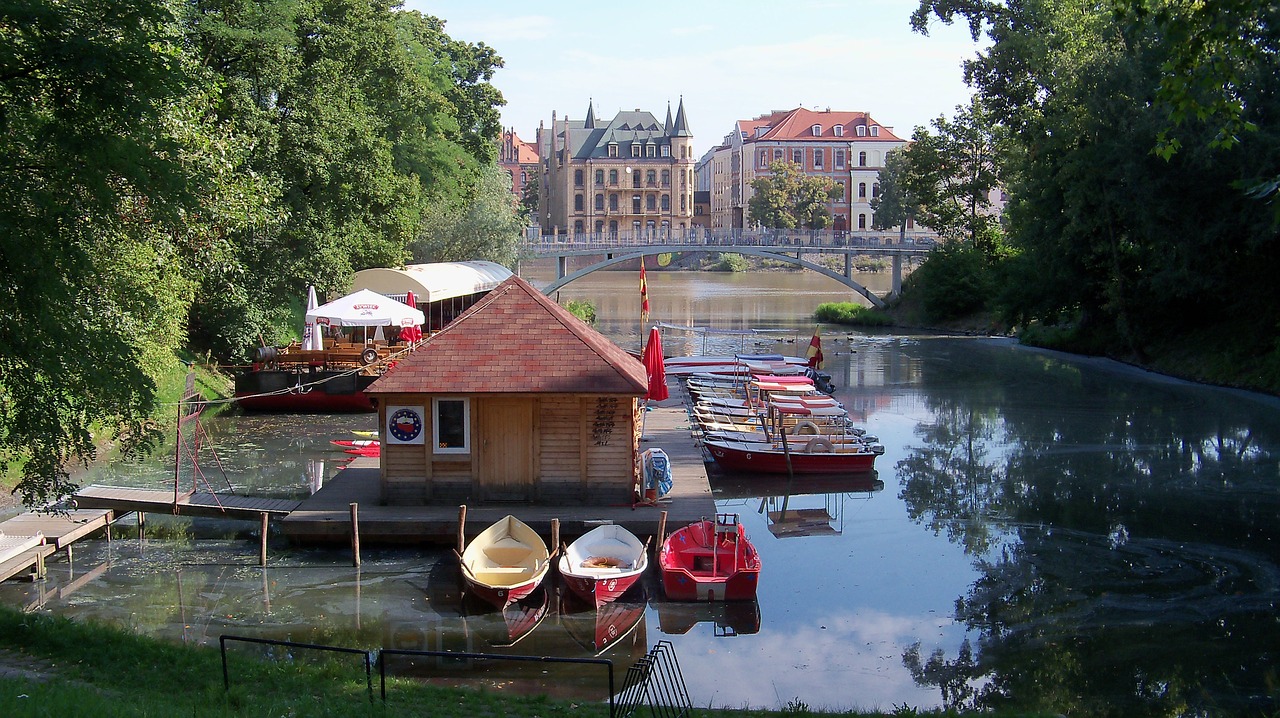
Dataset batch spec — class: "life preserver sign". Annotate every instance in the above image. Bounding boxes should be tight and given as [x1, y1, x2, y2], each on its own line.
[386, 406, 425, 444]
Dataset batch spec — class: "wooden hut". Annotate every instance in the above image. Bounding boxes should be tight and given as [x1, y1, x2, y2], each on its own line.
[365, 276, 649, 505]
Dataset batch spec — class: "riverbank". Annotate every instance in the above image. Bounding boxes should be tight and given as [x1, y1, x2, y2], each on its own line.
[0, 607, 1050, 718]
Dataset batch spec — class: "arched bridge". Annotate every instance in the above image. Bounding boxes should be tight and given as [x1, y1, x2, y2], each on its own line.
[520, 230, 933, 307]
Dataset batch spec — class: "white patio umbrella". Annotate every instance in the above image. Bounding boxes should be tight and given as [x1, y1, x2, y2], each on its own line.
[305, 289, 425, 344]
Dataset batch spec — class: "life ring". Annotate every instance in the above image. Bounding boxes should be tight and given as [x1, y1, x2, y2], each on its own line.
[805, 437, 834, 453]
[360, 347, 379, 365]
[791, 420, 821, 436]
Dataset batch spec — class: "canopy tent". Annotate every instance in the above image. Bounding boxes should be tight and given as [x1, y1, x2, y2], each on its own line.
[306, 289, 425, 328]
[350, 261, 512, 304]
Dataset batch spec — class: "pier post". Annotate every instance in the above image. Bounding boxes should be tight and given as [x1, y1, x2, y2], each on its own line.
[457, 505, 467, 554]
[551, 518, 560, 557]
[349, 503, 361, 567]
[656, 510, 668, 560]
[259, 512, 269, 567]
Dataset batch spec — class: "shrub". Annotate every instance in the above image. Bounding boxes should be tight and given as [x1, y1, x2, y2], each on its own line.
[814, 302, 893, 327]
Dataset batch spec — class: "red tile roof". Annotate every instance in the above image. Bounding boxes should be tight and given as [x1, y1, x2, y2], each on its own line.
[738, 107, 903, 142]
[367, 275, 648, 395]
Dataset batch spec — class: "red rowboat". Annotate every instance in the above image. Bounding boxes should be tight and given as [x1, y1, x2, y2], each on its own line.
[702, 436, 878, 474]
[659, 514, 760, 601]
[557, 524, 649, 608]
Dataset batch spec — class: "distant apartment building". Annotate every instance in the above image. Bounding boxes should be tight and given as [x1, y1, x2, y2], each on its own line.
[498, 128, 540, 202]
[705, 107, 910, 232]
[536, 99, 695, 238]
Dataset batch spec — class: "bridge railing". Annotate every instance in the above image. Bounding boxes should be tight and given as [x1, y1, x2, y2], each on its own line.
[520, 227, 936, 253]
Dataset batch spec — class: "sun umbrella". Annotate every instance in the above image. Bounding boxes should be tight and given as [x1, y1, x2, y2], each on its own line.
[642, 327, 668, 402]
[304, 285, 322, 350]
[399, 290, 423, 343]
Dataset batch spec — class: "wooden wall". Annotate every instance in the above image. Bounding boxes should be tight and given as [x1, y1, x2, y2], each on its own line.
[375, 392, 639, 506]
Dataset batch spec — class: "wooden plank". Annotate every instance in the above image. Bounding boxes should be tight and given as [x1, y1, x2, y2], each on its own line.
[0, 545, 56, 583]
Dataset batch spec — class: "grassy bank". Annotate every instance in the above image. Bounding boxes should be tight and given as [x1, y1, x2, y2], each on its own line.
[0, 607, 1057, 718]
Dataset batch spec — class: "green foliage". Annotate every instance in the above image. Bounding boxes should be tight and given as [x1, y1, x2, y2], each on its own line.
[714, 253, 750, 272]
[814, 303, 893, 327]
[747, 161, 840, 230]
[411, 164, 523, 267]
[872, 148, 920, 233]
[907, 244, 994, 323]
[564, 299, 596, 324]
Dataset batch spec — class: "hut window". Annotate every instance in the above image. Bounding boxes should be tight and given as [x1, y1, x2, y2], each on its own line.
[433, 398, 470, 453]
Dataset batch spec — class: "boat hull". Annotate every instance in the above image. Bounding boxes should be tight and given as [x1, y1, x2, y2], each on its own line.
[704, 440, 877, 475]
[659, 518, 760, 602]
[560, 570, 645, 608]
[459, 515, 552, 610]
[234, 369, 376, 413]
[557, 524, 649, 608]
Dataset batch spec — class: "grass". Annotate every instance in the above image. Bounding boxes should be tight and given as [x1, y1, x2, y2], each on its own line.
[814, 302, 894, 327]
[0, 607, 1058, 718]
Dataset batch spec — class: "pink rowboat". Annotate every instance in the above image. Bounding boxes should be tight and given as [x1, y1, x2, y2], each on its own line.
[558, 524, 650, 608]
[458, 515, 552, 609]
[660, 514, 760, 602]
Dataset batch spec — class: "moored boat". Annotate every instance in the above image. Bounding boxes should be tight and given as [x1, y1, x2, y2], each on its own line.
[659, 514, 760, 601]
[557, 524, 649, 608]
[458, 515, 552, 609]
[702, 435, 879, 474]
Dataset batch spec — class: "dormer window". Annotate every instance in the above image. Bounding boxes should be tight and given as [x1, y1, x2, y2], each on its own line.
[608, 142, 618, 158]
[870, 125, 880, 137]
[811, 124, 823, 136]
[833, 125, 844, 137]
[756, 127, 768, 138]
[856, 125, 867, 136]
[631, 144, 641, 158]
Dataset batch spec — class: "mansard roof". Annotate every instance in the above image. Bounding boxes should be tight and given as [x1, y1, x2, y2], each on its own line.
[558, 105, 689, 160]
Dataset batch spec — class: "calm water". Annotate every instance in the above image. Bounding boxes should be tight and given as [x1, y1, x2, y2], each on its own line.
[3, 266, 1279, 716]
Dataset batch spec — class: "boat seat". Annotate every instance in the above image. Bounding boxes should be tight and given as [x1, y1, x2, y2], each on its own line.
[472, 569, 529, 584]
[484, 538, 533, 566]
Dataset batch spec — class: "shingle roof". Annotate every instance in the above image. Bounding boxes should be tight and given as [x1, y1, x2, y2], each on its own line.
[737, 107, 903, 142]
[366, 275, 648, 396]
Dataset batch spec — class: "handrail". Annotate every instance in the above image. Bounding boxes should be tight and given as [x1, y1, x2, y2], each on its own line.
[219, 634, 374, 703]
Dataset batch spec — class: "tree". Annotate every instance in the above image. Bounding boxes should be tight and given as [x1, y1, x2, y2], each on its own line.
[897, 99, 1004, 254]
[871, 148, 921, 239]
[411, 165, 524, 267]
[518, 165, 541, 226]
[747, 160, 840, 230]
[0, 0, 203, 506]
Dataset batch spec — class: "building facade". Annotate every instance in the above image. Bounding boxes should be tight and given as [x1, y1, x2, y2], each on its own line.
[537, 100, 696, 239]
[706, 107, 910, 233]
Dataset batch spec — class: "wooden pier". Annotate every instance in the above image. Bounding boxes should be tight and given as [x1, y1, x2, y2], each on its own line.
[0, 509, 114, 582]
[72, 486, 299, 520]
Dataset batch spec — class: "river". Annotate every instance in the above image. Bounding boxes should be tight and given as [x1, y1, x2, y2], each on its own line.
[3, 266, 1278, 716]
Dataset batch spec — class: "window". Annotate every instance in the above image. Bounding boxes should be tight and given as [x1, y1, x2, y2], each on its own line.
[835, 150, 846, 169]
[521, 171, 528, 183]
[836, 181, 846, 201]
[661, 194, 670, 211]
[833, 125, 844, 137]
[646, 194, 656, 211]
[859, 151, 867, 167]
[858, 182, 867, 198]
[813, 149, 824, 168]
[792, 149, 802, 164]
[595, 169, 604, 185]
[609, 194, 618, 211]
[594, 194, 604, 211]
[661, 145, 670, 157]
[608, 143, 618, 158]
[858, 214, 867, 229]
[632, 171, 641, 188]
[574, 169, 583, 186]
[646, 144, 655, 157]
[574, 194, 584, 212]
[870, 125, 880, 137]
[631, 144, 641, 158]
[609, 220, 618, 235]
[759, 150, 768, 168]
[872, 182, 880, 199]
[573, 220, 584, 233]
[661, 170, 670, 187]
[681, 195, 686, 211]
[433, 398, 469, 453]
[646, 170, 656, 186]
[811, 124, 822, 136]
[632, 195, 641, 213]
[774, 149, 783, 161]
[609, 169, 618, 185]
[856, 125, 867, 136]
[595, 221, 604, 233]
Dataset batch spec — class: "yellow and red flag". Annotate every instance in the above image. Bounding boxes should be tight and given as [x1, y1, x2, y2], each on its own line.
[640, 263, 650, 324]
[805, 326, 825, 370]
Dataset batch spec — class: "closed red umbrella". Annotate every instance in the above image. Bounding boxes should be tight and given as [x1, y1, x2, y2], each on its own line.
[642, 327, 668, 402]
[399, 290, 422, 343]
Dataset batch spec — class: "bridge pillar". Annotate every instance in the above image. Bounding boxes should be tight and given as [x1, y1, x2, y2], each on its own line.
[557, 255, 568, 280]
[891, 254, 903, 298]
[844, 253, 852, 279]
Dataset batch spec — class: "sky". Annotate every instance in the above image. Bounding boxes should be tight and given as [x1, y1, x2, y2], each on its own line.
[405, 0, 984, 154]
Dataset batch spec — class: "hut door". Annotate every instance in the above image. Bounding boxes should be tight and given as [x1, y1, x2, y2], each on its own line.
[477, 398, 534, 501]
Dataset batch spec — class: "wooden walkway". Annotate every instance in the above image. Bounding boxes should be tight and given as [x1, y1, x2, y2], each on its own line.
[279, 389, 717, 544]
[0, 509, 114, 582]
[72, 486, 299, 519]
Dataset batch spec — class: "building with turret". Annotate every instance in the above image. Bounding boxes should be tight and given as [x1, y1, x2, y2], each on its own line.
[498, 128, 539, 202]
[537, 99, 695, 239]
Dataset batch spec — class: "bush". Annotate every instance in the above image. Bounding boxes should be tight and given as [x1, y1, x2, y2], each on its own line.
[907, 243, 993, 322]
[714, 253, 749, 272]
[814, 302, 893, 327]
[564, 299, 596, 324]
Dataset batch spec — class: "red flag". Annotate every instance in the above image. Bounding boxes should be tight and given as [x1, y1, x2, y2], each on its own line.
[640, 263, 650, 324]
[805, 327, 825, 370]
